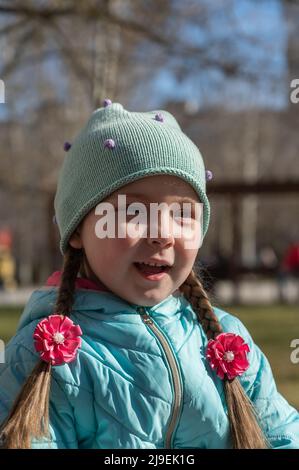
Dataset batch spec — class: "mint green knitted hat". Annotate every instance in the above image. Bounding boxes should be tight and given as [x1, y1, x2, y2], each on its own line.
[54, 101, 212, 254]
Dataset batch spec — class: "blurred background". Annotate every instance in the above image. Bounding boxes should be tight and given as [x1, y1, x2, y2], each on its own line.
[0, 0, 298, 408]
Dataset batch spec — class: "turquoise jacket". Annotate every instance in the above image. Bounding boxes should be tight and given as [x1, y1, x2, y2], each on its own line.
[0, 278, 299, 449]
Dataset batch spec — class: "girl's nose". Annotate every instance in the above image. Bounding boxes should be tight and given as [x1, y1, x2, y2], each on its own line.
[146, 213, 175, 247]
[147, 234, 175, 248]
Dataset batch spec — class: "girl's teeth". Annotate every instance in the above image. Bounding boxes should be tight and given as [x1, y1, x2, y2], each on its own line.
[140, 262, 167, 267]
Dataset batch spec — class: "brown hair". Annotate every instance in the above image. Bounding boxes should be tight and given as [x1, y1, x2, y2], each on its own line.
[180, 269, 270, 449]
[0, 246, 83, 449]
[0, 247, 270, 448]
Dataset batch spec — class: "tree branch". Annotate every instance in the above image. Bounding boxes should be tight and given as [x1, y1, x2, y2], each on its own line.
[0, 25, 37, 77]
[46, 19, 93, 99]
[0, 4, 75, 18]
[0, 16, 28, 35]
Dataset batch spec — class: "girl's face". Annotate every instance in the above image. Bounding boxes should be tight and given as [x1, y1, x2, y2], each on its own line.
[69, 175, 202, 306]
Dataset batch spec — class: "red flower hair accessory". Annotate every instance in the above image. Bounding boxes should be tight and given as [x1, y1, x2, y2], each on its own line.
[33, 314, 82, 366]
[206, 332, 250, 380]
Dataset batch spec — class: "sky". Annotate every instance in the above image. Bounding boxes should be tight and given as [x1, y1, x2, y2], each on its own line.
[131, 0, 289, 111]
[0, 0, 290, 120]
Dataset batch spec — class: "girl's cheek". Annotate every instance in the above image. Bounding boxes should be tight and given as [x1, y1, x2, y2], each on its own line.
[176, 220, 203, 250]
[118, 220, 148, 240]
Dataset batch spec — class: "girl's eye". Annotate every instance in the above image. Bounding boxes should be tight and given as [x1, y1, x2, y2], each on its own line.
[116, 206, 141, 216]
[174, 209, 194, 219]
[115, 206, 195, 219]
[128, 210, 141, 217]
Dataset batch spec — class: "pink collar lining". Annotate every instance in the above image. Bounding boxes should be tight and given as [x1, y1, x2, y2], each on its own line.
[45, 270, 110, 292]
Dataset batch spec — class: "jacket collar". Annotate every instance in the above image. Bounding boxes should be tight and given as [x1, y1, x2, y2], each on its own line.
[16, 271, 189, 332]
[44, 270, 184, 313]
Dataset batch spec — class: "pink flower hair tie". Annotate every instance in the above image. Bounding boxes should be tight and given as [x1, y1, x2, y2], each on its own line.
[206, 332, 250, 380]
[33, 314, 83, 366]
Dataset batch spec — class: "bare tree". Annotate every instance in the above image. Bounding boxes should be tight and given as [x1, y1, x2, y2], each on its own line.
[0, 0, 293, 284]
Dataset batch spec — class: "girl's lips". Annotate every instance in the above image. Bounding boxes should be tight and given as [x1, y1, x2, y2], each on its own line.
[133, 262, 171, 281]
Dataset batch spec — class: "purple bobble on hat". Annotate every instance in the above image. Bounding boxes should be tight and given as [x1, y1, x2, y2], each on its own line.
[104, 138, 116, 149]
[103, 98, 112, 107]
[205, 170, 213, 181]
[154, 113, 164, 122]
[63, 141, 72, 152]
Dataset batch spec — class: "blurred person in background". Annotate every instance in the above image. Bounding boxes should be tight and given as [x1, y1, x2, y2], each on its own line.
[0, 229, 17, 291]
[277, 238, 299, 304]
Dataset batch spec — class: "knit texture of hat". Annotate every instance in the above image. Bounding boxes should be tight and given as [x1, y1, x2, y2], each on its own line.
[54, 102, 210, 254]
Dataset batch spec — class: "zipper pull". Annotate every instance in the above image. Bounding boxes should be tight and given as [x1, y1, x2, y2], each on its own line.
[138, 307, 153, 325]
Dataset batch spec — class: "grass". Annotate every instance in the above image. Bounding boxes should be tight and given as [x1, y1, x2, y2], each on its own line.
[0, 303, 298, 409]
[0, 305, 24, 344]
[224, 304, 299, 410]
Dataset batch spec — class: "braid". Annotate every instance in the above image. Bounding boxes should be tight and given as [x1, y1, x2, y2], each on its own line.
[54, 246, 83, 316]
[0, 246, 83, 448]
[179, 269, 222, 340]
[180, 269, 270, 449]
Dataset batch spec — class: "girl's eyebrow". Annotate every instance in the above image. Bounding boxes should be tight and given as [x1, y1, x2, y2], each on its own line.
[107, 193, 197, 204]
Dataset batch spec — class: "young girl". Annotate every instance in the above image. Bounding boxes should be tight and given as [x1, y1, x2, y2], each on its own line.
[0, 101, 298, 449]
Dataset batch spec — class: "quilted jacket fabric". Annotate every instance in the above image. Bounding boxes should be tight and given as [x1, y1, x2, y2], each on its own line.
[0, 275, 299, 449]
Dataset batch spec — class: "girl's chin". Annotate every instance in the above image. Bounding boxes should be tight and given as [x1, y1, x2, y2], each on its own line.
[133, 295, 167, 307]
[130, 283, 173, 306]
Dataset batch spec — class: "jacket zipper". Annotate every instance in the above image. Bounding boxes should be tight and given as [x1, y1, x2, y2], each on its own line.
[137, 306, 183, 449]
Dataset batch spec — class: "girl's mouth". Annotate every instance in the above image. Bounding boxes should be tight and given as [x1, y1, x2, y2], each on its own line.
[133, 262, 171, 281]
